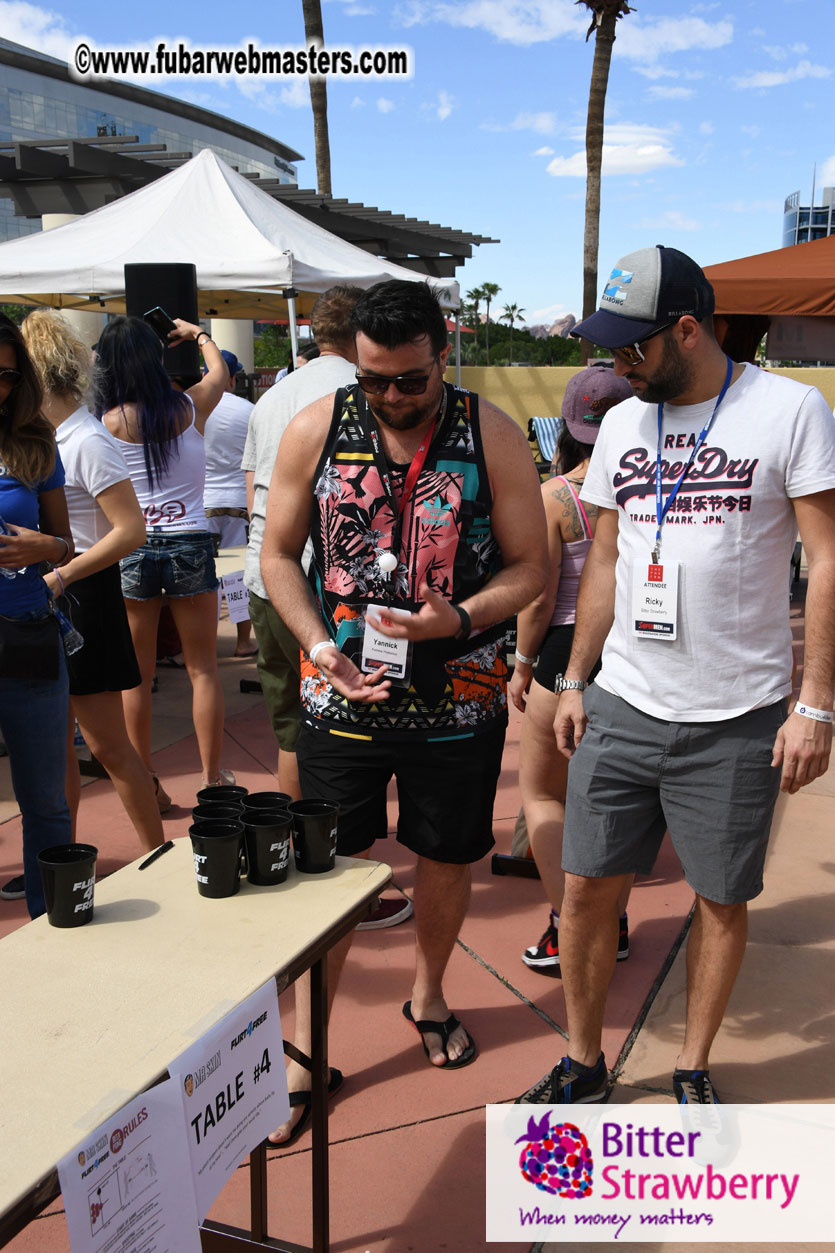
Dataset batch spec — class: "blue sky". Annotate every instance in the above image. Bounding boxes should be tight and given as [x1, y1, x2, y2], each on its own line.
[3, 0, 834, 327]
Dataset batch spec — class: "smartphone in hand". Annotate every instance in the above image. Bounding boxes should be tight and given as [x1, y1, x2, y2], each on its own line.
[143, 306, 178, 344]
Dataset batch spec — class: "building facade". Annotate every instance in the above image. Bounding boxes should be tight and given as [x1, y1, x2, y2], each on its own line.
[782, 188, 835, 248]
[0, 38, 301, 242]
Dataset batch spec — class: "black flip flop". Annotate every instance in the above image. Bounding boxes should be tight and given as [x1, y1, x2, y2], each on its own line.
[266, 1067, 343, 1148]
[402, 1000, 477, 1070]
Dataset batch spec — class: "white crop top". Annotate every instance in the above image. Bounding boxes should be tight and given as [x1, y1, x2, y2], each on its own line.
[115, 400, 208, 532]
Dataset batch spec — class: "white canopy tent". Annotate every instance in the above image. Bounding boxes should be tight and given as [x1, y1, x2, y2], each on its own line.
[0, 149, 460, 320]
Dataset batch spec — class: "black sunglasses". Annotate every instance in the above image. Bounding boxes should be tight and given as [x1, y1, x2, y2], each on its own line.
[611, 322, 676, 367]
[0, 368, 22, 386]
[355, 356, 439, 397]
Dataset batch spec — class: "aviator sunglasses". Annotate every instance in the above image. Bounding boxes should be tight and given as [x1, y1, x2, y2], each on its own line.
[355, 355, 439, 397]
[0, 368, 22, 387]
[611, 322, 676, 367]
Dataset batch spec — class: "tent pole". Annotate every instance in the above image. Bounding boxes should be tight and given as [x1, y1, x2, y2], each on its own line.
[455, 312, 461, 387]
[285, 289, 300, 366]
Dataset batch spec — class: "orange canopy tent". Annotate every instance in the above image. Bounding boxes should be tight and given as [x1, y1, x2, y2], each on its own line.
[704, 235, 835, 361]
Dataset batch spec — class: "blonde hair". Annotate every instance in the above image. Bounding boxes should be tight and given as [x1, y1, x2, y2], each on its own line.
[21, 309, 90, 403]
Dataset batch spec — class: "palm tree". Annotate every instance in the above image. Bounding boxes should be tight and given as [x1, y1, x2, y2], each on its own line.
[501, 303, 526, 365]
[466, 287, 484, 350]
[577, 1, 634, 364]
[302, 0, 332, 196]
[481, 282, 501, 362]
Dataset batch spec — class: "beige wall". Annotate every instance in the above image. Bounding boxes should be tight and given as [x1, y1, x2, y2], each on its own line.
[452, 365, 835, 432]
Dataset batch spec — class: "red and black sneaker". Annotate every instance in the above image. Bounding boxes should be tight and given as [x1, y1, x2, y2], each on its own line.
[522, 912, 630, 971]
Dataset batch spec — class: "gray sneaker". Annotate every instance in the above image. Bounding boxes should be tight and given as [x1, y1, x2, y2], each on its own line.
[517, 1054, 608, 1104]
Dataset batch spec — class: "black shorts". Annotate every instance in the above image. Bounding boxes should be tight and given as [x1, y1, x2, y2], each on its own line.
[61, 563, 141, 696]
[533, 623, 601, 693]
[296, 720, 506, 863]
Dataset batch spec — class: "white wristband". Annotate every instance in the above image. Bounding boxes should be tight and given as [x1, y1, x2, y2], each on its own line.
[514, 649, 537, 666]
[794, 702, 834, 724]
[309, 639, 337, 668]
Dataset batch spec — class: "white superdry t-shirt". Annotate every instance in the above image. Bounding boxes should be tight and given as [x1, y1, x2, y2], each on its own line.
[581, 363, 835, 722]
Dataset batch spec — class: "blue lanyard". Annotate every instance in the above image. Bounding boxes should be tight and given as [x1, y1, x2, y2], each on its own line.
[653, 355, 733, 560]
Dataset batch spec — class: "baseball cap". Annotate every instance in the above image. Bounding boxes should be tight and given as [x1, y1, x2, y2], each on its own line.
[562, 365, 633, 443]
[202, 349, 244, 377]
[573, 245, 715, 349]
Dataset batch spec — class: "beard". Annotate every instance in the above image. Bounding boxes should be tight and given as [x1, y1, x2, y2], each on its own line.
[366, 377, 445, 432]
[628, 332, 694, 405]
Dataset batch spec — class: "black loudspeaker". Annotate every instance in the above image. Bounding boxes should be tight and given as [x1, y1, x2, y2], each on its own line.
[124, 263, 200, 382]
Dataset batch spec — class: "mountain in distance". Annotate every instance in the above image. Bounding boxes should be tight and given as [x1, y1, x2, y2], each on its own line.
[527, 314, 577, 340]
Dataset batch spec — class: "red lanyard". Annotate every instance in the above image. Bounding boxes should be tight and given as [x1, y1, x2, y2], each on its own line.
[393, 419, 436, 519]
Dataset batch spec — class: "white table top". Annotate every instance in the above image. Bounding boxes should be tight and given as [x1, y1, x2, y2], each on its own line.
[0, 840, 390, 1223]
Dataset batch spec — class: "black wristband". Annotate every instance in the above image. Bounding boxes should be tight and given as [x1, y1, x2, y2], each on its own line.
[452, 603, 471, 640]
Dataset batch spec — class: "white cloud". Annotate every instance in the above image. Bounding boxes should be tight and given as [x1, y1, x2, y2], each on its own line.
[639, 209, 701, 232]
[740, 123, 760, 137]
[533, 145, 554, 156]
[614, 16, 733, 63]
[647, 85, 694, 100]
[0, 0, 80, 59]
[530, 302, 569, 321]
[435, 89, 454, 120]
[699, 121, 714, 135]
[280, 78, 309, 108]
[351, 96, 365, 109]
[482, 111, 555, 135]
[762, 41, 808, 60]
[325, 0, 376, 11]
[734, 60, 832, 89]
[377, 97, 395, 113]
[547, 124, 683, 178]
[395, 0, 587, 46]
[718, 198, 782, 214]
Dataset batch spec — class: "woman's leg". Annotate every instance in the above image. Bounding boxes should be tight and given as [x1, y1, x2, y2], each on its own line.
[0, 665, 71, 919]
[73, 691, 164, 853]
[520, 680, 570, 911]
[168, 592, 225, 784]
[122, 596, 164, 770]
[65, 704, 81, 839]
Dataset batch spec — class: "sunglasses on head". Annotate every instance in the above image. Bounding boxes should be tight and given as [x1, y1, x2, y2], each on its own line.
[355, 356, 438, 397]
[0, 368, 22, 386]
[611, 322, 676, 367]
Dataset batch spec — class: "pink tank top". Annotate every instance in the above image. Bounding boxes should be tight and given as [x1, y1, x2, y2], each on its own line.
[551, 475, 593, 626]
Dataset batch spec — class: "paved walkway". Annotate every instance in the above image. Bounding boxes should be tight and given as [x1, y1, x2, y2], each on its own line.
[1, 584, 832, 1253]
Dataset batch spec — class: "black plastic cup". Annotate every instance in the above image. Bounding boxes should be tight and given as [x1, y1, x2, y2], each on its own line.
[243, 811, 293, 886]
[191, 802, 244, 823]
[37, 843, 98, 928]
[188, 821, 244, 898]
[242, 791, 292, 813]
[195, 784, 248, 807]
[288, 801, 339, 874]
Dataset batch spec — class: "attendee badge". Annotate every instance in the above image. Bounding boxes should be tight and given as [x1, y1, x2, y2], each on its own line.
[362, 604, 412, 684]
[632, 559, 680, 640]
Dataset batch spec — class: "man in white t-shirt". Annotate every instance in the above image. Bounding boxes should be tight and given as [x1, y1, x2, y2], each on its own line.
[518, 245, 835, 1109]
[203, 350, 255, 656]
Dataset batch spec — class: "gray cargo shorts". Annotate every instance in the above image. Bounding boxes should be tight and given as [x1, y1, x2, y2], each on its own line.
[563, 683, 787, 904]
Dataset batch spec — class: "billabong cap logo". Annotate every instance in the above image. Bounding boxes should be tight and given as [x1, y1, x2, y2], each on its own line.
[516, 1112, 594, 1197]
[602, 268, 633, 307]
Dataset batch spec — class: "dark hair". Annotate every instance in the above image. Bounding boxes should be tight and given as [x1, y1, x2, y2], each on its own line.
[310, 284, 363, 351]
[553, 424, 594, 477]
[92, 316, 191, 487]
[297, 342, 321, 362]
[350, 280, 448, 357]
[0, 312, 56, 486]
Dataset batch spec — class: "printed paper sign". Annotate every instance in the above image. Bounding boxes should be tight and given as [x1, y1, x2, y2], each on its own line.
[168, 981, 289, 1222]
[58, 1082, 200, 1253]
[632, 558, 679, 640]
[221, 570, 250, 624]
[486, 1104, 835, 1242]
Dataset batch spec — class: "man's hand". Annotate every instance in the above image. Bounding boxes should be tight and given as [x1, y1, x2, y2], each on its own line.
[314, 645, 392, 704]
[366, 584, 461, 642]
[771, 709, 832, 793]
[555, 689, 588, 759]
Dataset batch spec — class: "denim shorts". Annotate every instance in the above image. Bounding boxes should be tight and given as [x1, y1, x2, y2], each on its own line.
[120, 532, 219, 601]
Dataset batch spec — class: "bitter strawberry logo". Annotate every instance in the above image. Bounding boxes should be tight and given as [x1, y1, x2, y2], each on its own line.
[516, 1113, 593, 1198]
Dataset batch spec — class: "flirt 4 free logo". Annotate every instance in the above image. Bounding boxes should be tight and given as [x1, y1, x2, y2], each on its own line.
[516, 1112, 593, 1198]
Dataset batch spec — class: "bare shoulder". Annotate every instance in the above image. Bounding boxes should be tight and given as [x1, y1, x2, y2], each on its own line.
[476, 398, 536, 484]
[543, 476, 598, 541]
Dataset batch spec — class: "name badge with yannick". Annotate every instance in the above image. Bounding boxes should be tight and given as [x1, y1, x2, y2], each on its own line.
[362, 604, 412, 684]
[632, 559, 680, 641]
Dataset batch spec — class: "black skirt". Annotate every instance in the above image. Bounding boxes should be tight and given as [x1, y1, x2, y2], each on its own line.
[61, 563, 141, 696]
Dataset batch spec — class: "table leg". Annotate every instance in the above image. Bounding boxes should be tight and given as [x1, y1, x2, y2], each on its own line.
[310, 956, 329, 1253]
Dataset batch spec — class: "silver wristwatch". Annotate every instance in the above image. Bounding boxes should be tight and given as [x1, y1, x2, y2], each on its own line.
[554, 674, 588, 694]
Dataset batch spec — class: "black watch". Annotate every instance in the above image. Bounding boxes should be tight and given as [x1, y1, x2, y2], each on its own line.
[554, 674, 588, 694]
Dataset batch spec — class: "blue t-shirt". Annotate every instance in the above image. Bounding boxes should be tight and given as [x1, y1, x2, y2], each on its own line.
[0, 453, 66, 618]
